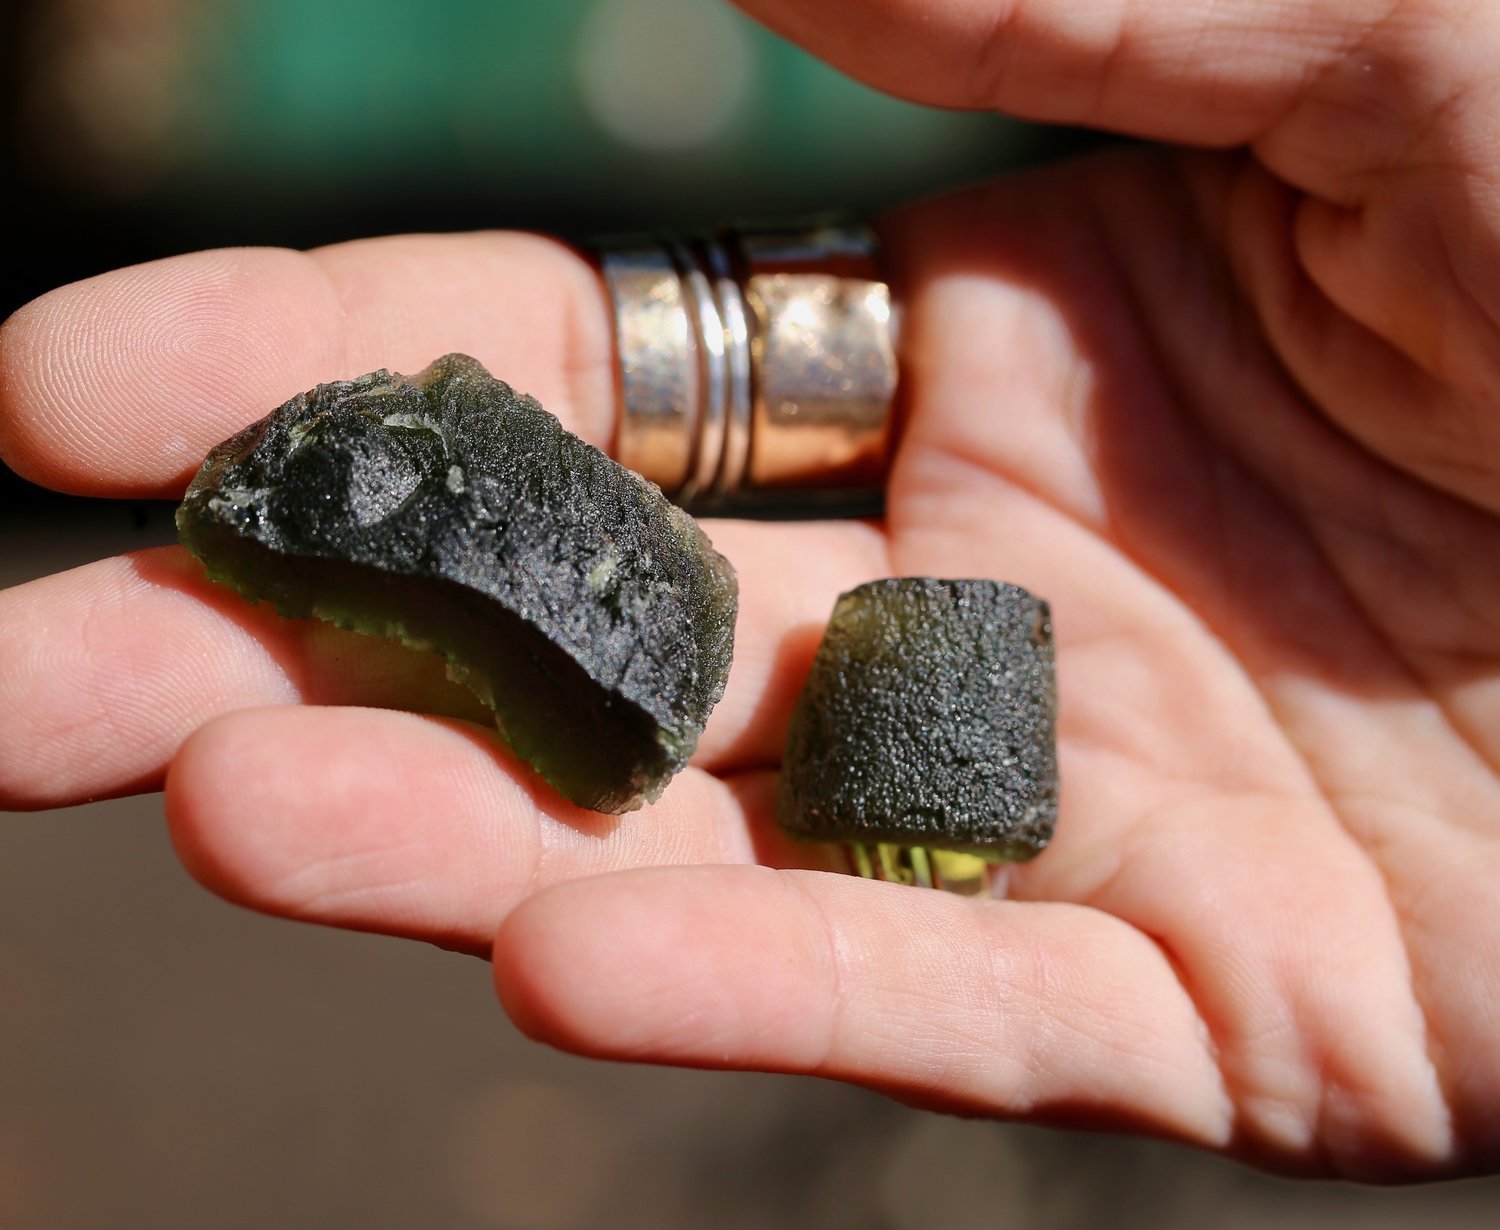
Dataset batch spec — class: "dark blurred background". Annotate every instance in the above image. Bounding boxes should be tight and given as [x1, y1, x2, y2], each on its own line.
[3, 2, 1499, 1225]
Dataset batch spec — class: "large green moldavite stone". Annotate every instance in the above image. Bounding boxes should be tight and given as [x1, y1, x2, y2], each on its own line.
[177, 353, 738, 813]
[778, 579, 1057, 860]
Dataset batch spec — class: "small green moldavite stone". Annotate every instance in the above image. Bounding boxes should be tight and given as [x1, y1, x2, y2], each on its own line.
[778, 578, 1057, 860]
[177, 353, 738, 813]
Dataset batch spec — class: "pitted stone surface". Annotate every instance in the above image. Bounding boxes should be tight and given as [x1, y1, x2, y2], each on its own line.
[178, 353, 738, 813]
[778, 578, 1057, 859]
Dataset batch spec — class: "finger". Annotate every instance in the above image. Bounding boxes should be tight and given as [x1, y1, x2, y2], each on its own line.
[0, 520, 886, 810]
[165, 707, 827, 957]
[0, 233, 613, 496]
[734, 0, 1456, 158]
[494, 864, 1234, 1148]
[1226, 160, 1500, 515]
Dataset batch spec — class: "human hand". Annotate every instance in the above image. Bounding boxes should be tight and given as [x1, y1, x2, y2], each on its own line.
[5, 0, 1499, 1181]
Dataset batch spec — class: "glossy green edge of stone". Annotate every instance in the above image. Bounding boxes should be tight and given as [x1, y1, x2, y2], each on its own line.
[176, 355, 735, 814]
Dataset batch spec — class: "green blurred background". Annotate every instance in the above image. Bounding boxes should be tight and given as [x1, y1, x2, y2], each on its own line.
[6, 0, 1052, 284]
[3, 2, 1499, 1226]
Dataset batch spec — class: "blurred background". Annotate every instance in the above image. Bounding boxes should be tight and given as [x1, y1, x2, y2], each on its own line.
[3, 1, 1499, 1225]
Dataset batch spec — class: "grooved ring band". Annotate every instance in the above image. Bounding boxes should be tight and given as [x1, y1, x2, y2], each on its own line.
[598, 221, 897, 511]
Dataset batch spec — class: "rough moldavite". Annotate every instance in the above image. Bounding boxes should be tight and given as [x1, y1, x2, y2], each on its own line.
[777, 579, 1057, 860]
[176, 353, 738, 813]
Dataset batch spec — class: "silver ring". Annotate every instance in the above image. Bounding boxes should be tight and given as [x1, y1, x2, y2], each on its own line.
[598, 220, 898, 514]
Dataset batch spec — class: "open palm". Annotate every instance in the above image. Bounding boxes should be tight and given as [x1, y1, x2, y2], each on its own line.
[5, 0, 1499, 1181]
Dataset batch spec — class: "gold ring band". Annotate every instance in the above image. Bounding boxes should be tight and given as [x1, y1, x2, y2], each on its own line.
[846, 844, 1011, 898]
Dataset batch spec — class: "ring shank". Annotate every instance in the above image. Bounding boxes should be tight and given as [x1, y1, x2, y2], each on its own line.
[600, 246, 696, 494]
[600, 221, 897, 513]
